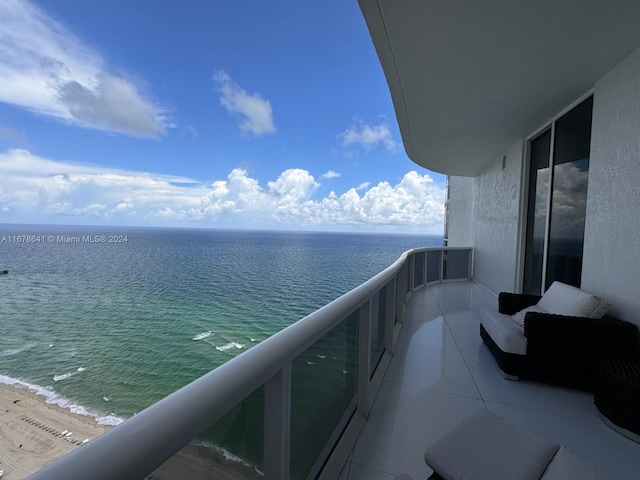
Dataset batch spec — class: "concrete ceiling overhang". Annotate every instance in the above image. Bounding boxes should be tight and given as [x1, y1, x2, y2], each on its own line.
[359, 0, 640, 176]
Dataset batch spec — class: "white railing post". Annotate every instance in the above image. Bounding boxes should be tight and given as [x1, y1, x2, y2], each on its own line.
[410, 253, 414, 291]
[356, 300, 371, 417]
[394, 264, 404, 326]
[423, 251, 427, 286]
[386, 279, 396, 354]
[264, 364, 291, 480]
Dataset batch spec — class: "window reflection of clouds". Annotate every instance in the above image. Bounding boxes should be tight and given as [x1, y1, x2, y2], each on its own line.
[550, 159, 589, 239]
[532, 160, 589, 240]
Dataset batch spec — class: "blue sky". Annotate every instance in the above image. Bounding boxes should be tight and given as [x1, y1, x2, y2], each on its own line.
[0, 0, 446, 234]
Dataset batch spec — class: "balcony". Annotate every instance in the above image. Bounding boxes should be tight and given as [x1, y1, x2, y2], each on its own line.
[341, 282, 640, 479]
[27, 248, 640, 479]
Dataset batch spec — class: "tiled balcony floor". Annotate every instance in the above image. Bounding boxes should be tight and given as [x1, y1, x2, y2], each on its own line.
[340, 282, 640, 480]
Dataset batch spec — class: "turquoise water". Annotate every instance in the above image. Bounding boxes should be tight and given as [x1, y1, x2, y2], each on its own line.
[0, 225, 440, 472]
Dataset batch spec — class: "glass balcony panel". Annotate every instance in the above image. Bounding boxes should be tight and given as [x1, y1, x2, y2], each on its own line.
[370, 283, 388, 376]
[151, 386, 265, 479]
[443, 250, 471, 280]
[413, 252, 425, 288]
[290, 311, 358, 479]
[407, 254, 413, 293]
[426, 250, 441, 283]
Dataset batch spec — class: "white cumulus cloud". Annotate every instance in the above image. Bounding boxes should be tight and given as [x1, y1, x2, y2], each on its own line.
[338, 119, 400, 153]
[214, 70, 276, 137]
[0, 0, 167, 138]
[268, 169, 319, 202]
[0, 149, 445, 233]
[320, 170, 341, 180]
[0, 149, 200, 220]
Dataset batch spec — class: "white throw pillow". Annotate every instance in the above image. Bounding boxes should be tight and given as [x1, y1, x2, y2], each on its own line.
[590, 297, 611, 319]
[512, 305, 547, 327]
[537, 281, 609, 318]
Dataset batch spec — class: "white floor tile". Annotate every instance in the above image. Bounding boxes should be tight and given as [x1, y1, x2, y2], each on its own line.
[486, 402, 640, 480]
[384, 343, 480, 398]
[396, 315, 458, 351]
[338, 461, 350, 480]
[351, 386, 484, 480]
[446, 323, 487, 354]
[402, 303, 443, 325]
[441, 309, 480, 326]
[406, 287, 437, 308]
[347, 281, 640, 480]
[429, 283, 475, 310]
[461, 349, 598, 420]
[342, 462, 397, 480]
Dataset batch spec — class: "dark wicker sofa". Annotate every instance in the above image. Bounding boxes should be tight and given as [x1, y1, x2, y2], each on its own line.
[480, 290, 639, 390]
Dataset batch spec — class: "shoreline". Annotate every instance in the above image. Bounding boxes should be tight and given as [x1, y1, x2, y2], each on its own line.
[0, 382, 110, 479]
[0, 382, 260, 479]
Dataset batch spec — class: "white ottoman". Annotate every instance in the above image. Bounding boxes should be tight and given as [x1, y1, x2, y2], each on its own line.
[424, 409, 609, 480]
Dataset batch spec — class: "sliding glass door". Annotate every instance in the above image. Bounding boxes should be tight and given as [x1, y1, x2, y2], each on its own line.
[523, 96, 593, 295]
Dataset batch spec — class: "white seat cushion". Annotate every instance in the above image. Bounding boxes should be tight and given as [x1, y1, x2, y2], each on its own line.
[425, 409, 559, 480]
[541, 447, 610, 480]
[512, 305, 547, 327]
[480, 308, 527, 355]
[537, 281, 609, 318]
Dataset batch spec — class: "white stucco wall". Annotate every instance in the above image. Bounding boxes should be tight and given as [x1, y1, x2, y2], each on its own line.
[471, 141, 524, 295]
[445, 45, 640, 321]
[444, 176, 473, 247]
[581, 46, 640, 326]
[447, 142, 524, 295]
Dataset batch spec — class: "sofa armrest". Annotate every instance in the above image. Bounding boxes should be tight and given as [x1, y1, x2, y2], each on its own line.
[523, 313, 638, 389]
[498, 292, 542, 315]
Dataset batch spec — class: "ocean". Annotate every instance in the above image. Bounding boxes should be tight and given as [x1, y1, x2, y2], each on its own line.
[0, 224, 441, 475]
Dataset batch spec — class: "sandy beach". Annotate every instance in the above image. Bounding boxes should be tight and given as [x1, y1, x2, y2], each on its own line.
[0, 383, 110, 479]
[0, 383, 260, 479]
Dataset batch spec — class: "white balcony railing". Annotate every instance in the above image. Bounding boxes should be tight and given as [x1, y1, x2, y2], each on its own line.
[28, 247, 473, 480]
